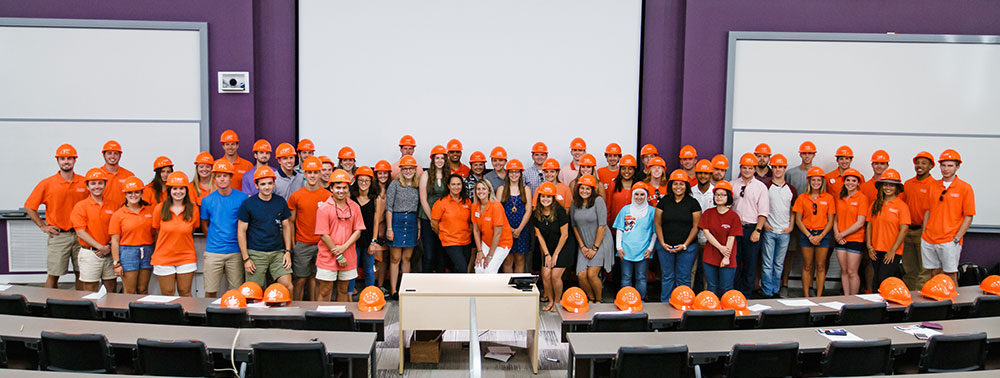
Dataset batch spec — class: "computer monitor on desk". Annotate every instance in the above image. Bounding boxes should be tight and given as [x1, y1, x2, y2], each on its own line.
[508, 275, 538, 292]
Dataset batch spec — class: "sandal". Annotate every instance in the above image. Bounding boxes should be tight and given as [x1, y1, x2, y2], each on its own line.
[539, 296, 550, 303]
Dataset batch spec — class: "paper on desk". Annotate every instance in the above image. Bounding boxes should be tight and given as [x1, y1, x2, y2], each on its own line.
[484, 346, 515, 362]
[0, 284, 11, 291]
[594, 310, 632, 315]
[211, 298, 222, 305]
[817, 328, 863, 342]
[82, 285, 107, 299]
[856, 294, 885, 302]
[894, 325, 942, 337]
[137, 295, 178, 303]
[246, 302, 268, 308]
[747, 304, 771, 312]
[315, 305, 347, 312]
[777, 299, 818, 307]
[819, 301, 845, 310]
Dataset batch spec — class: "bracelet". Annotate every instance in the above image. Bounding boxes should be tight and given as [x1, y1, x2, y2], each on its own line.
[243, 256, 250, 262]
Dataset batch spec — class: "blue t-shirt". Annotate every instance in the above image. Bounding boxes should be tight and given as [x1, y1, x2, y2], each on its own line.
[237, 194, 291, 252]
[200, 189, 248, 254]
[613, 206, 656, 262]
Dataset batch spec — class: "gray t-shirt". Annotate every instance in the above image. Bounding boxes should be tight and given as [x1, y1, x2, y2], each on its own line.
[786, 164, 810, 196]
[484, 170, 505, 193]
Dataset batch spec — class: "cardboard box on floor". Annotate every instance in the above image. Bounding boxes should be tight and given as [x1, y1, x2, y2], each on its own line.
[410, 330, 444, 363]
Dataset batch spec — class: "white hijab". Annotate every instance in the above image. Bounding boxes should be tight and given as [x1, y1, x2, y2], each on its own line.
[629, 188, 649, 219]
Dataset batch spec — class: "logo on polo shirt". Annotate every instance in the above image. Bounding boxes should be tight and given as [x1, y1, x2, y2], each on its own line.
[949, 192, 960, 198]
[76, 188, 86, 192]
[474, 212, 480, 218]
[144, 214, 152, 218]
[889, 208, 899, 214]
[849, 202, 858, 206]
[722, 223, 732, 229]
[830, 178, 836, 184]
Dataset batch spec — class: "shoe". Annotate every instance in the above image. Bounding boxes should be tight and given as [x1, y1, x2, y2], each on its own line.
[390, 292, 399, 301]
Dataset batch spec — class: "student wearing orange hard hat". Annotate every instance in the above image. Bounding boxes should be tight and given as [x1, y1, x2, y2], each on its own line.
[860, 149, 891, 201]
[689, 159, 716, 292]
[732, 153, 769, 296]
[865, 169, 910, 290]
[570, 174, 614, 302]
[431, 174, 475, 274]
[71, 169, 117, 293]
[348, 166, 382, 295]
[98, 140, 135, 209]
[110, 176, 155, 295]
[568, 154, 607, 203]
[143, 156, 174, 206]
[825, 145, 855, 197]
[496, 159, 533, 274]
[26, 144, 88, 289]
[782, 141, 817, 292]
[445, 139, 470, 178]
[613, 182, 657, 300]
[217, 129, 254, 192]
[198, 159, 249, 299]
[900, 151, 936, 290]
[638, 144, 659, 179]
[287, 157, 330, 300]
[336, 146, 358, 181]
[315, 169, 365, 302]
[532, 159, 573, 210]
[699, 181, 743, 296]
[273, 143, 305, 200]
[241, 139, 273, 196]
[238, 167, 294, 296]
[596, 143, 623, 192]
[536, 182, 573, 312]
[643, 157, 668, 206]
[385, 156, 420, 299]
[559, 137, 588, 184]
[654, 170, 703, 300]
[463, 151, 489, 198]
[678, 145, 699, 186]
[760, 154, 797, 298]
[152, 171, 200, 296]
[608, 155, 640, 234]
[711, 154, 729, 184]
[483, 146, 507, 192]
[753, 143, 773, 185]
[295, 138, 316, 173]
[391, 135, 424, 180]
[371, 160, 392, 290]
[793, 167, 836, 297]
[191, 152, 215, 205]
[419, 146, 450, 274]
[921, 149, 975, 283]
[524, 142, 549, 193]
[833, 168, 869, 294]
[471, 178, 513, 274]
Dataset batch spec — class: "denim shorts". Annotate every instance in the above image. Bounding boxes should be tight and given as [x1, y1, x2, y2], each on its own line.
[836, 241, 866, 254]
[800, 230, 832, 248]
[119, 245, 153, 271]
[390, 212, 418, 247]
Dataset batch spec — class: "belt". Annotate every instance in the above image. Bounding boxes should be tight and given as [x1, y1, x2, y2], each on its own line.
[909, 225, 922, 230]
[59, 228, 74, 233]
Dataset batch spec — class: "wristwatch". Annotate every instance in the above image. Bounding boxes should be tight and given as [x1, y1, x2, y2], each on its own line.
[113, 260, 121, 266]
[243, 256, 251, 262]
[284, 249, 291, 254]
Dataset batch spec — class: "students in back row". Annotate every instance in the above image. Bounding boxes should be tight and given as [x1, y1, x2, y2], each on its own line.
[596, 143, 622, 192]
[569, 154, 606, 202]
[98, 140, 135, 210]
[144, 156, 173, 206]
[26, 144, 88, 289]
[217, 130, 253, 191]
[241, 139, 273, 196]
[483, 147, 507, 191]
[390, 135, 423, 180]
[191, 152, 215, 205]
[273, 143, 305, 200]
[559, 138, 587, 184]
[524, 142, 549, 193]
[901, 151, 936, 290]
[199, 159, 247, 298]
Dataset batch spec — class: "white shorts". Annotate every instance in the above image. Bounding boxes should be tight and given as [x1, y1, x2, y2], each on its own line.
[78, 248, 115, 282]
[316, 267, 358, 282]
[921, 240, 961, 273]
[153, 262, 198, 276]
[473, 243, 510, 274]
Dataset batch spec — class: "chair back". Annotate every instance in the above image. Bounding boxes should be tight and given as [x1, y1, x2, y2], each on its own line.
[0, 294, 29, 315]
[206, 307, 250, 327]
[905, 300, 951, 322]
[39, 331, 114, 373]
[137, 338, 213, 377]
[680, 309, 735, 331]
[612, 345, 692, 378]
[820, 339, 892, 376]
[919, 333, 987, 373]
[252, 342, 329, 378]
[45, 298, 99, 320]
[757, 308, 810, 329]
[725, 342, 799, 378]
[304, 310, 357, 331]
[590, 312, 649, 332]
[970, 295, 1000, 318]
[129, 302, 187, 325]
[835, 303, 886, 326]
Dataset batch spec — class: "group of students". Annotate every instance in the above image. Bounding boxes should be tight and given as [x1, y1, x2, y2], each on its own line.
[25, 133, 974, 307]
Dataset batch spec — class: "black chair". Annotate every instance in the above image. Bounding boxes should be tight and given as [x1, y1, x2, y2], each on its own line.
[206, 307, 250, 327]
[0, 294, 29, 315]
[969, 295, 1000, 317]
[835, 302, 885, 326]
[724, 342, 799, 378]
[904, 300, 951, 322]
[39, 331, 115, 373]
[136, 338, 213, 377]
[590, 312, 649, 332]
[820, 339, 893, 376]
[304, 310, 357, 331]
[918, 332, 987, 373]
[679, 309, 735, 331]
[612, 345, 693, 378]
[128, 302, 187, 325]
[252, 342, 329, 378]
[757, 308, 810, 329]
[45, 298, 100, 320]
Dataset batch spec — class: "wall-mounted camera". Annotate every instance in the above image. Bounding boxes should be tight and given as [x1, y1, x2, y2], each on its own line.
[218, 71, 249, 93]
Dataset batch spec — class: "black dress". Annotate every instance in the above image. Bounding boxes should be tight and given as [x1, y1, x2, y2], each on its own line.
[355, 196, 375, 252]
[534, 207, 575, 268]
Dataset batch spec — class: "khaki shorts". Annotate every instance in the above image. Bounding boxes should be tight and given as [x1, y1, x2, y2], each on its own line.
[203, 252, 244, 294]
[78, 248, 115, 282]
[246, 249, 292, 286]
[47, 231, 80, 276]
[292, 242, 319, 278]
[316, 267, 358, 282]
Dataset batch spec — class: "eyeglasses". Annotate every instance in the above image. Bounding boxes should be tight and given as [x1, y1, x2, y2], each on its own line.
[336, 204, 353, 220]
[939, 188, 948, 201]
[740, 185, 746, 198]
[812, 203, 817, 215]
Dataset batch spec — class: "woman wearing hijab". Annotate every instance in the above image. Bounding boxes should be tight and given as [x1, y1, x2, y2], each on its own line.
[613, 182, 657, 299]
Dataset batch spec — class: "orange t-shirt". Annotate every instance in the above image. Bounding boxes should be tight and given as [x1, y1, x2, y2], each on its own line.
[867, 197, 911, 255]
[596, 166, 618, 192]
[222, 156, 254, 192]
[532, 182, 573, 210]
[100, 166, 135, 209]
[471, 201, 513, 249]
[287, 186, 332, 244]
[609, 185, 633, 227]
[645, 182, 669, 207]
[792, 193, 836, 230]
[835, 191, 869, 243]
[24, 172, 88, 231]
[142, 184, 168, 207]
[903, 175, 935, 226]
[431, 195, 473, 246]
[151, 203, 201, 266]
[70, 196, 116, 248]
[109, 205, 156, 246]
[922, 177, 975, 244]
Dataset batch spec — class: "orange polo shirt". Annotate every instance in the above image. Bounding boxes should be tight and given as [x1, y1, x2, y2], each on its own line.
[70, 196, 116, 248]
[471, 200, 513, 249]
[922, 177, 975, 244]
[431, 195, 473, 246]
[532, 182, 574, 210]
[24, 172, 88, 231]
[685, 170, 698, 187]
[151, 203, 201, 266]
[142, 184, 168, 207]
[596, 166, 618, 191]
[449, 163, 471, 178]
[109, 205, 156, 246]
[192, 182, 212, 206]
[825, 169, 846, 197]
[867, 197, 911, 255]
[221, 155, 254, 192]
[99, 166, 135, 209]
[903, 175, 935, 226]
[836, 191, 869, 243]
[859, 176, 880, 203]
[287, 186, 332, 244]
[792, 193, 836, 230]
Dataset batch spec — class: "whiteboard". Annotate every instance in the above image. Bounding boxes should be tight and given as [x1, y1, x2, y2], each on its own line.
[724, 32, 1000, 231]
[0, 18, 208, 211]
[298, 0, 642, 167]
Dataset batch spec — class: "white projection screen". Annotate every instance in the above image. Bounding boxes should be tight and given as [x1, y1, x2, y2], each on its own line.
[298, 0, 643, 167]
[724, 32, 1000, 231]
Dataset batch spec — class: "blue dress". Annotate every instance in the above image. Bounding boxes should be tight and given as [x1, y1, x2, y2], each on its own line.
[503, 194, 530, 255]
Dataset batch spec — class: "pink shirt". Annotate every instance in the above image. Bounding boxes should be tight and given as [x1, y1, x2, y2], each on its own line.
[732, 176, 770, 226]
[314, 197, 366, 271]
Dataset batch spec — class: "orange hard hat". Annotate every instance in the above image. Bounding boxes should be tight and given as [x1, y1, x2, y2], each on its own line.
[531, 142, 549, 154]
[359, 286, 386, 312]
[668, 285, 696, 310]
[220, 289, 247, 309]
[560, 287, 590, 313]
[275, 143, 296, 158]
[754, 143, 772, 156]
[694, 159, 714, 173]
[542, 158, 560, 171]
[398, 135, 416, 147]
[679, 145, 698, 159]
[770, 154, 788, 167]
[871, 150, 890, 163]
[930, 274, 957, 296]
[194, 152, 214, 166]
[238, 282, 264, 301]
[570, 137, 587, 150]
[446, 139, 463, 152]
[121, 176, 144, 193]
[640, 144, 658, 157]
[355, 166, 374, 178]
[166, 171, 189, 187]
[253, 166, 276, 182]
[577, 174, 598, 188]
[318, 155, 334, 165]
[536, 182, 558, 197]
[739, 153, 757, 167]
[912, 151, 935, 167]
[799, 141, 817, 153]
[252, 139, 272, 153]
[668, 169, 688, 182]
[84, 168, 107, 182]
[430, 145, 447, 157]
[720, 290, 750, 316]
[301, 156, 323, 172]
[297, 138, 316, 151]
[506, 159, 524, 171]
[615, 286, 643, 312]
[220, 130, 239, 143]
[153, 156, 174, 170]
[843, 168, 865, 182]
[878, 277, 912, 306]
[921, 276, 957, 301]
[490, 146, 508, 160]
[619, 154, 637, 167]
[212, 159, 235, 175]
[938, 149, 961, 163]
[102, 140, 123, 153]
[579, 154, 597, 167]
[714, 180, 733, 193]
[648, 157, 666, 168]
[469, 151, 487, 164]
[980, 275, 1000, 296]
[399, 155, 418, 167]
[630, 181, 650, 195]
[806, 166, 826, 178]
[55, 144, 78, 158]
[693, 291, 722, 310]
[338, 146, 356, 160]
[877, 169, 902, 184]
[263, 283, 291, 304]
[374, 160, 392, 172]
[605, 143, 622, 155]
[330, 169, 352, 185]
[835, 145, 854, 158]
[712, 154, 729, 170]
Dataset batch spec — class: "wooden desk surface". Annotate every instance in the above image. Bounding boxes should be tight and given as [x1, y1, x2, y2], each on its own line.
[399, 273, 538, 296]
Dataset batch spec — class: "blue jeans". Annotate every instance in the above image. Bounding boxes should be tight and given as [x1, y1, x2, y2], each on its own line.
[703, 263, 736, 297]
[348, 244, 375, 293]
[620, 258, 649, 299]
[735, 224, 763, 296]
[761, 231, 790, 296]
[657, 243, 698, 302]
